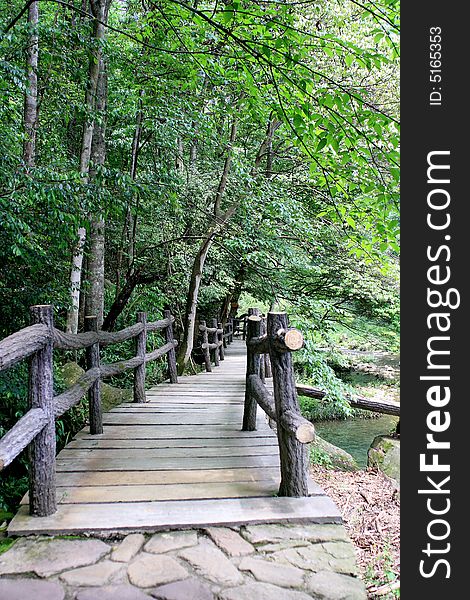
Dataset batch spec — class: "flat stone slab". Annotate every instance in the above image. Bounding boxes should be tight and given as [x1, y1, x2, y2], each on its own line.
[0, 578, 65, 600]
[239, 556, 305, 588]
[111, 534, 146, 562]
[241, 524, 348, 545]
[306, 571, 367, 599]
[179, 540, 244, 586]
[219, 582, 313, 600]
[76, 584, 154, 600]
[151, 577, 215, 600]
[272, 542, 357, 575]
[128, 553, 189, 588]
[144, 531, 198, 554]
[59, 560, 126, 586]
[204, 527, 254, 557]
[0, 538, 110, 577]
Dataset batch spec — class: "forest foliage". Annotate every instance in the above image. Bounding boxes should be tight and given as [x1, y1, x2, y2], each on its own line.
[0, 0, 399, 510]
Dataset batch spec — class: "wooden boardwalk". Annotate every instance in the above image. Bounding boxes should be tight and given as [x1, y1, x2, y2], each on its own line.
[8, 340, 340, 536]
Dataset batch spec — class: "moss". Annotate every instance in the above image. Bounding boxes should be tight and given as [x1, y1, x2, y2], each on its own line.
[311, 435, 359, 472]
[0, 538, 16, 555]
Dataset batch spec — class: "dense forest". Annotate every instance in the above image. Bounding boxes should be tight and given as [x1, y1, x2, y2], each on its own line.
[1, 0, 399, 515]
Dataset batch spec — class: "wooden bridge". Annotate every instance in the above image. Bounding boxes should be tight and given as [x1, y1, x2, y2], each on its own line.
[1, 306, 340, 536]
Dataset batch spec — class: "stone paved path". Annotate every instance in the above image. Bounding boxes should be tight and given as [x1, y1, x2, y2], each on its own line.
[0, 524, 366, 600]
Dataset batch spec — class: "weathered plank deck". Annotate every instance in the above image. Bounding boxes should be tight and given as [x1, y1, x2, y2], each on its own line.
[8, 340, 340, 536]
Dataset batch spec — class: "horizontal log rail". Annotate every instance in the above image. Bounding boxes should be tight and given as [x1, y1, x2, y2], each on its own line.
[296, 383, 400, 416]
[243, 309, 311, 497]
[198, 318, 235, 373]
[248, 375, 315, 443]
[0, 324, 50, 372]
[0, 304, 179, 517]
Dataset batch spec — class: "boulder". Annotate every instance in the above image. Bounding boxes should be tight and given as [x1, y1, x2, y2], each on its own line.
[313, 435, 359, 472]
[61, 362, 132, 411]
[368, 435, 400, 485]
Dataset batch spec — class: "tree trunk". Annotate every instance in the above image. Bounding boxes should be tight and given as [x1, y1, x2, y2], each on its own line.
[66, 0, 109, 334]
[117, 93, 143, 296]
[177, 234, 215, 373]
[177, 119, 238, 373]
[85, 52, 108, 326]
[23, 1, 39, 169]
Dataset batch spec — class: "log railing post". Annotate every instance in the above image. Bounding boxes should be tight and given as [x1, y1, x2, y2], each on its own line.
[210, 318, 220, 367]
[200, 320, 212, 372]
[242, 314, 262, 431]
[218, 322, 225, 360]
[134, 311, 147, 403]
[85, 315, 102, 434]
[228, 319, 233, 343]
[164, 309, 178, 384]
[28, 304, 56, 516]
[242, 317, 247, 340]
[268, 312, 309, 496]
[262, 316, 272, 378]
[223, 322, 228, 349]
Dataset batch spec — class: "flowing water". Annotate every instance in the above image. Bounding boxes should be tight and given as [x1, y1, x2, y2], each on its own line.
[315, 349, 400, 468]
[315, 414, 399, 468]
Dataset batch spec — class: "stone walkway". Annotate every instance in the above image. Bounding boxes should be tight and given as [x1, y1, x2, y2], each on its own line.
[0, 524, 366, 599]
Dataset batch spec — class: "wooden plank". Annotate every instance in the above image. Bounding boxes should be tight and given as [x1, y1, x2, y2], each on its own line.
[58, 445, 279, 460]
[56, 455, 281, 472]
[54, 467, 283, 487]
[67, 437, 279, 449]
[9, 496, 342, 535]
[102, 414, 248, 425]
[74, 425, 276, 440]
[36, 481, 281, 504]
[21, 478, 325, 504]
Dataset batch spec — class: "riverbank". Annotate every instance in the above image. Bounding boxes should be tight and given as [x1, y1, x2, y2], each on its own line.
[311, 466, 400, 599]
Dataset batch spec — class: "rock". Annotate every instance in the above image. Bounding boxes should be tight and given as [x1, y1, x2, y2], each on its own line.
[368, 435, 400, 484]
[241, 524, 348, 545]
[179, 540, 243, 586]
[314, 435, 359, 472]
[60, 362, 131, 412]
[0, 578, 65, 600]
[145, 531, 198, 554]
[59, 560, 126, 586]
[111, 534, 146, 562]
[0, 538, 110, 577]
[305, 571, 367, 599]
[76, 584, 153, 600]
[238, 556, 305, 588]
[271, 542, 357, 576]
[255, 541, 311, 553]
[151, 577, 214, 600]
[128, 553, 189, 588]
[219, 582, 312, 600]
[204, 527, 254, 556]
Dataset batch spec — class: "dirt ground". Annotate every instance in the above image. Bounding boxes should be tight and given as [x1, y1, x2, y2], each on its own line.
[310, 465, 400, 598]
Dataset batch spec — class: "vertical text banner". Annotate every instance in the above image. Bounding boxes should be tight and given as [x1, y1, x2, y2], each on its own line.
[402, 1, 466, 597]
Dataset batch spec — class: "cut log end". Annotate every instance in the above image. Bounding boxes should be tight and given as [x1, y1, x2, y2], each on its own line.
[296, 422, 316, 444]
[283, 328, 304, 351]
[248, 315, 262, 322]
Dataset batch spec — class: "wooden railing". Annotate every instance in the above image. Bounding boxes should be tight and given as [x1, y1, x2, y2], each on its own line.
[0, 305, 178, 517]
[242, 309, 315, 497]
[198, 318, 235, 372]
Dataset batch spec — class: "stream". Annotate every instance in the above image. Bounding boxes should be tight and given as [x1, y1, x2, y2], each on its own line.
[315, 349, 400, 468]
[315, 414, 399, 468]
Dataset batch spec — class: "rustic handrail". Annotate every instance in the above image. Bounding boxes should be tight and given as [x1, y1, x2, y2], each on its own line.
[52, 316, 174, 350]
[198, 318, 234, 372]
[0, 324, 50, 372]
[243, 310, 313, 497]
[0, 304, 179, 517]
